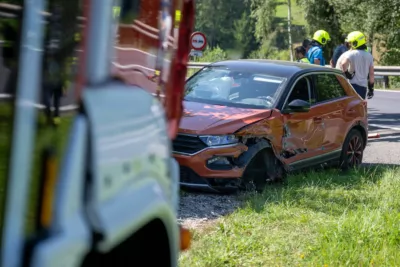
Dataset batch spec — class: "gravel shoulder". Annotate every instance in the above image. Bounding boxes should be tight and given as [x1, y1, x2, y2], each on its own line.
[178, 192, 241, 230]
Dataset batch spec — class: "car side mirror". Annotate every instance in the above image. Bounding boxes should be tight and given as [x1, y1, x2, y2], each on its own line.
[283, 99, 310, 113]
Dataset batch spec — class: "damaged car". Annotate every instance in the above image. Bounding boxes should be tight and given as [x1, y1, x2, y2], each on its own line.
[173, 60, 368, 192]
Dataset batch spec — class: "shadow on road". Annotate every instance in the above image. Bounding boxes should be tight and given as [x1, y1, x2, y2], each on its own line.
[368, 107, 400, 128]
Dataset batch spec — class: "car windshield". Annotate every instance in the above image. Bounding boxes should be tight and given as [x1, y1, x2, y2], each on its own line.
[184, 66, 286, 109]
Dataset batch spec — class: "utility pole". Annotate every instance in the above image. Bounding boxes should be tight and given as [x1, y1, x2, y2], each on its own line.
[287, 0, 293, 61]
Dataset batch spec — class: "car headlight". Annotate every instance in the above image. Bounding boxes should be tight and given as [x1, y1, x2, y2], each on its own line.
[199, 135, 239, 146]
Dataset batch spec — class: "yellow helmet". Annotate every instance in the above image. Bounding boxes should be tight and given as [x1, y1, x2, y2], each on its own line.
[347, 31, 366, 49]
[312, 30, 331, 45]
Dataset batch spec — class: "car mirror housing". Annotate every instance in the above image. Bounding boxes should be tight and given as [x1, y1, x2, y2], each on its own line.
[283, 99, 310, 113]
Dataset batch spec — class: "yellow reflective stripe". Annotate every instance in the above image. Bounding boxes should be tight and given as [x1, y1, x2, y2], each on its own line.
[175, 10, 181, 26]
[113, 6, 121, 18]
[40, 152, 58, 227]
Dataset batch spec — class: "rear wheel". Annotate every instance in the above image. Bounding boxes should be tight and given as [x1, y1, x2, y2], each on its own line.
[339, 129, 365, 170]
[241, 149, 285, 192]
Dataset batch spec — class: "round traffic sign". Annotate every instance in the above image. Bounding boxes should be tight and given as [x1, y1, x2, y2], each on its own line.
[190, 32, 207, 51]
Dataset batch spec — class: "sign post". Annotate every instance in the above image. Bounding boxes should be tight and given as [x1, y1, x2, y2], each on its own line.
[189, 31, 207, 57]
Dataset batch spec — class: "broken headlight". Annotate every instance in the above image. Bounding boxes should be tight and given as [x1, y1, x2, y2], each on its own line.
[199, 135, 239, 146]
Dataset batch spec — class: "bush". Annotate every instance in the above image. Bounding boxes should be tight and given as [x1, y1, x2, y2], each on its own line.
[193, 46, 228, 63]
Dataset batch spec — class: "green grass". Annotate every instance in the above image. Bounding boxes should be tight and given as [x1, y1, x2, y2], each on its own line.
[276, 0, 306, 26]
[179, 166, 400, 267]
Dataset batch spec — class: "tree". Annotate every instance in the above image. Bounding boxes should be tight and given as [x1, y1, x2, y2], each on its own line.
[195, 0, 248, 49]
[296, 0, 343, 61]
[251, 0, 277, 43]
[300, 0, 400, 65]
[233, 8, 259, 58]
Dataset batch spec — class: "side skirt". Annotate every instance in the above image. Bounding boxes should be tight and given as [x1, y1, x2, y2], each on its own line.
[287, 149, 342, 171]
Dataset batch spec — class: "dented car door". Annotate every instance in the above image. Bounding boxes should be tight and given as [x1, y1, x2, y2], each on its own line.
[311, 73, 348, 153]
[280, 75, 325, 168]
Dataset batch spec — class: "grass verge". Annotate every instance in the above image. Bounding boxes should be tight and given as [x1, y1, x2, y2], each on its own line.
[179, 166, 400, 267]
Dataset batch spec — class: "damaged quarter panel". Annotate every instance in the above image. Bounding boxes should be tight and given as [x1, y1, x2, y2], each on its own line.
[337, 75, 368, 140]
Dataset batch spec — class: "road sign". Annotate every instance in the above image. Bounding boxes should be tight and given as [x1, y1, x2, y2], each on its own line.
[190, 32, 207, 51]
[189, 50, 203, 57]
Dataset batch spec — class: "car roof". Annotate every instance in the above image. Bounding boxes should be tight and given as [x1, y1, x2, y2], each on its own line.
[208, 59, 344, 78]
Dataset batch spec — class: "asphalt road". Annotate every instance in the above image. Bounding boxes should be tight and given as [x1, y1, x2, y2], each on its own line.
[364, 89, 400, 166]
[368, 90, 400, 131]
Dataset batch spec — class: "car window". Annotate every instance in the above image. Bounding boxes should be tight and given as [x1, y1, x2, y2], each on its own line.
[313, 73, 347, 103]
[184, 67, 286, 109]
[286, 76, 311, 105]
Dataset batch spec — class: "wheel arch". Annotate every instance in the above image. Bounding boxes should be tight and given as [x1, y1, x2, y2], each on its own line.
[235, 138, 273, 168]
[235, 137, 284, 173]
[349, 122, 367, 149]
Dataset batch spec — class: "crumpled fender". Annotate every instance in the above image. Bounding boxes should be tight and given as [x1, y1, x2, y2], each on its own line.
[234, 139, 271, 168]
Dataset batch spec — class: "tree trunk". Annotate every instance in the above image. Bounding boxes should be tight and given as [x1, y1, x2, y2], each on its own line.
[287, 0, 293, 61]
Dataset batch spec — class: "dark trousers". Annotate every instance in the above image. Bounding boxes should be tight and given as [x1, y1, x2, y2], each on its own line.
[43, 82, 62, 118]
[351, 83, 367, 100]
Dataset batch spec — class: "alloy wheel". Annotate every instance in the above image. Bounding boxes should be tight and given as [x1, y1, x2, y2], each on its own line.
[346, 135, 363, 166]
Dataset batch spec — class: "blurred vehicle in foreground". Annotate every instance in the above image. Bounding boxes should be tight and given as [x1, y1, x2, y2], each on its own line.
[173, 60, 368, 193]
[0, 0, 194, 266]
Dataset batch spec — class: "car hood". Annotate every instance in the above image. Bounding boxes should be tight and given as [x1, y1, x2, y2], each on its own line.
[179, 101, 272, 135]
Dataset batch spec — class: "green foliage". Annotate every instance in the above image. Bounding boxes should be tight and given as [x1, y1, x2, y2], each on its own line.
[233, 11, 259, 58]
[276, 0, 306, 26]
[296, 0, 343, 61]
[191, 0, 400, 66]
[250, 0, 278, 42]
[310, 0, 400, 65]
[193, 46, 228, 63]
[389, 77, 400, 89]
[195, 0, 249, 49]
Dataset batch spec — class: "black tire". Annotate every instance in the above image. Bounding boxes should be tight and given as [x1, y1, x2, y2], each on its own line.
[339, 129, 365, 170]
[241, 149, 285, 192]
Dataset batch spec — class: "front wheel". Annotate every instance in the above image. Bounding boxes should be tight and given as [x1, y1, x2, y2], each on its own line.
[241, 149, 285, 192]
[339, 129, 365, 170]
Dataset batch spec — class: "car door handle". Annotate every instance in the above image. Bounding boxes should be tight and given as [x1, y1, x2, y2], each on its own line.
[313, 117, 323, 123]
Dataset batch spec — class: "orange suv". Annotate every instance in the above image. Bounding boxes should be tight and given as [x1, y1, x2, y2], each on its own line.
[173, 60, 368, 192]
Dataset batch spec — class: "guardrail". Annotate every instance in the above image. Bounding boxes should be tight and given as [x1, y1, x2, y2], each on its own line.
[187, 62, 400, 76]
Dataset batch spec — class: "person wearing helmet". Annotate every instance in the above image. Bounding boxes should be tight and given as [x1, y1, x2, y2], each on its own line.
[336, 31, 374, 99]
[306, 30, 331, 66]
[330, 34, 350, 67]
[302, 38, 312, 54]
[294, 46, 310, 63]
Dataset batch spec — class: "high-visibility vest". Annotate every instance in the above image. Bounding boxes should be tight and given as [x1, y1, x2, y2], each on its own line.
[298, 58, 310, 63]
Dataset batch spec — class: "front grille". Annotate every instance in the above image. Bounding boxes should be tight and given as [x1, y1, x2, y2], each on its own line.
[179, 166, 208, 185]
[172, 134, 207, 154]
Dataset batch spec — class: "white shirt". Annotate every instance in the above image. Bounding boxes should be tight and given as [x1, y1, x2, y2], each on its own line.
[336, 49, 373, 88]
